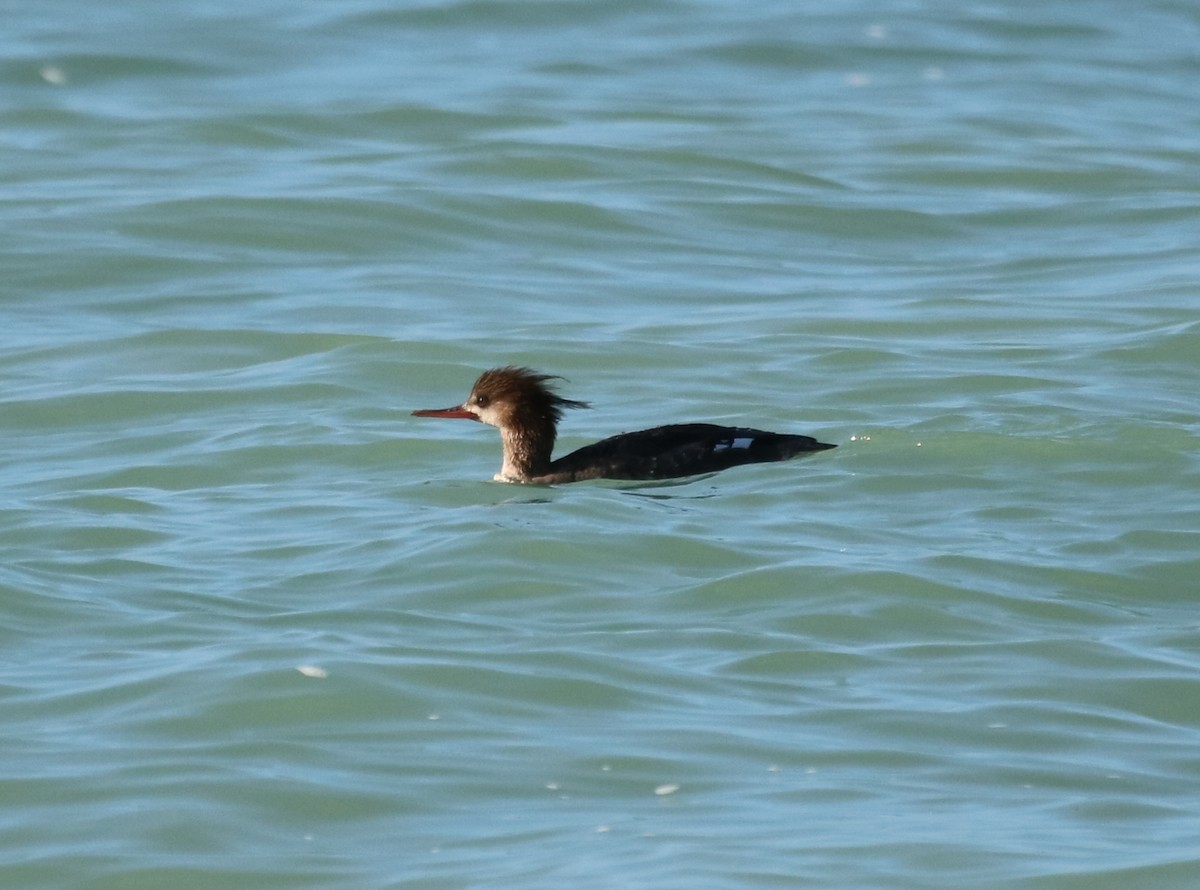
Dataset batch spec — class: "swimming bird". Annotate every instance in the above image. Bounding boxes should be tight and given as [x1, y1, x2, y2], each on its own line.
[412, 366, 835, 483]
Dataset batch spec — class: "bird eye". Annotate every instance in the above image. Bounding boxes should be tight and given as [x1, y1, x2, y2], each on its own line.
[474, 394, 489, 408]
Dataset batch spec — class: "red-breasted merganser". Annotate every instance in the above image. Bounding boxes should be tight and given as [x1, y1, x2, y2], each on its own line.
[413, 366, 835, 483]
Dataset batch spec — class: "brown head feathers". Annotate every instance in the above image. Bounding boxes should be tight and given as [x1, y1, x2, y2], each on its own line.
[468, 366, 590, 424]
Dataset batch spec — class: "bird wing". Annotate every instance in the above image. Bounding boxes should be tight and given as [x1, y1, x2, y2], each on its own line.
[548, 424, 833, 481]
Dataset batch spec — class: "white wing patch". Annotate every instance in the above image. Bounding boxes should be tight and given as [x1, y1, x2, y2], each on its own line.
[714, 436, 755, 452]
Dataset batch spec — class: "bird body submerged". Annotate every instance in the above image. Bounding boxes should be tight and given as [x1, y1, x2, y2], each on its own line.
[413, 366, 835, 484]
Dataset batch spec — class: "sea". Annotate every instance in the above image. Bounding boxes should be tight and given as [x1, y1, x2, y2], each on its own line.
[2, 1, 1198, 888]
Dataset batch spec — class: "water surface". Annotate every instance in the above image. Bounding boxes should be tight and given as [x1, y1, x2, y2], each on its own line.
[3, 1, 1199, 888]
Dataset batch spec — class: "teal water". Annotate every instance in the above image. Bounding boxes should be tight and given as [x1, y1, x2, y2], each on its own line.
[3, 1, 1199, 888]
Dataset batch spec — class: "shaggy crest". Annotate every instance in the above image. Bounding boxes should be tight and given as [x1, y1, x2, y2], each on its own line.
[469, 366, 590, 424]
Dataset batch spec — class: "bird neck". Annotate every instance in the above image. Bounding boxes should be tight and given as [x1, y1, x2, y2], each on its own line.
[498, 419, 556, 481]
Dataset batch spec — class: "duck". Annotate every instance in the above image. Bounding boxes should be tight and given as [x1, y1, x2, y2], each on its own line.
[413, 366, 835, 483]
